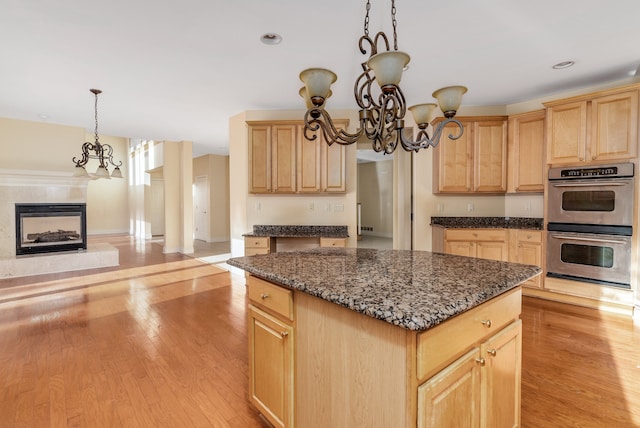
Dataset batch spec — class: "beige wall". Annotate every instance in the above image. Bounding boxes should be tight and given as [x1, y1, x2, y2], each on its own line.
[229, 109, 359, 256]
[193, 154, 230, 242]
[0, 117, 129, 236]
[357, 160, 393, 237]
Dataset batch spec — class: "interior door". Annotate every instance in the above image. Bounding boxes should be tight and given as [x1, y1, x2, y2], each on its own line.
[150, 178, 165, 237]
[194, 175, 210, 241]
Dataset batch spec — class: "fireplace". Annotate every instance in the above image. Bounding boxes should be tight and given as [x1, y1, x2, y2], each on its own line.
[15, 203, 87, 256]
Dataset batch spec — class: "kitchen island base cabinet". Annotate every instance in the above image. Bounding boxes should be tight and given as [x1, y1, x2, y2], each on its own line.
[246, 275, 522, 428]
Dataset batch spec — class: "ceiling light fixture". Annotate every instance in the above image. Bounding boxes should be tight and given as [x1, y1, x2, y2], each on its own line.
[261, 33, 282, 45]
[552, 60, 575, 70]
[72, 89, 123, 179]
[299, 0, 467, 154]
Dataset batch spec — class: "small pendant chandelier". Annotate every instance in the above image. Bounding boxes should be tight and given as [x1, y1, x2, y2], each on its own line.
[299, 0, 467, 154]
[73, 89, 123, 178]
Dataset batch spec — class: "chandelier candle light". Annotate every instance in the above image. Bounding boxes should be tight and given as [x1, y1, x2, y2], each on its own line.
[299, 0, 467, 154]
[73, 89, 123, 179]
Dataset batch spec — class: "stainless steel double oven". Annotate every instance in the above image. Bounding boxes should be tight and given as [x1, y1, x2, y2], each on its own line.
[546, 163, 634, 289]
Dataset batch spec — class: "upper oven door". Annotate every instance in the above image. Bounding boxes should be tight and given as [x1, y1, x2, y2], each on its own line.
[547, 177, 634, 226]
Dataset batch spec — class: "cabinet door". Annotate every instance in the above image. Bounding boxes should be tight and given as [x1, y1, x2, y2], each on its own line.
[590, 90, 638, 162]
[476, 241, 508, 262]
[547, 101, 588, 164]
[445, 241, 475, 258]
[481, 320, 522, 428]
[248, 126, 271, 193]
[321, 140, 346, 192]
[508, 111, 545, 192]
[418, 348, 482, 428]
[297, 126, 321, 193]
[474, 120, 507, 192]
[514, 231, 542, 289]
[434, 120, 473, 193]
[272, 125, 297, 193]
[248, 305, 294, 428]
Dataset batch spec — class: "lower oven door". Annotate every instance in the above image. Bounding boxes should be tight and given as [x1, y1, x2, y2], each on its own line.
[546, 230, 632, 288]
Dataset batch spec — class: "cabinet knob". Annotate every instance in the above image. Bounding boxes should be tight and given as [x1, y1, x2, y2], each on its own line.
[481, 319, 492, 328]
[475, 357, 486, 366]
[260, 293, 270, 300]
[280, 331, 289, 338]
[487, 349, 497, 357]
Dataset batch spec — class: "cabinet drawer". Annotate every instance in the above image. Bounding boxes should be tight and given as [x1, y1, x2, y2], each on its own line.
[245, 236, 271, 248]
[516, 230, 542, 244]
[245, 248, 270, 256]
[416, 287, 521, 380]
[320, 237, 347, 248]
[445, 229, 507, 242]
[247, 276, 293, 321]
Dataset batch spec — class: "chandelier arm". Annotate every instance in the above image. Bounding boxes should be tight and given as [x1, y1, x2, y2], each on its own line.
[101, 143, 123, 167]
[398, 118, 465, 151]
[72, 142, 93, 167]
[303, 109, 363, 145]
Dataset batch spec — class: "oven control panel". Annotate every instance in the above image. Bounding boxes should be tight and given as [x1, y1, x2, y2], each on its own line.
[549, 163, 634, 180]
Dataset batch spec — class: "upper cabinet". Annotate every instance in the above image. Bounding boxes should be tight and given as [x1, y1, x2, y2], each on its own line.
[545, 86, 639, 165]
[507, 110, 545, 193]
[433, 116, 507, 194]
[248, 120, 348, 194]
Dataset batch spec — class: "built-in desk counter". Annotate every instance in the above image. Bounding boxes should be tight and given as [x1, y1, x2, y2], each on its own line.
[243, 225, 348, 255]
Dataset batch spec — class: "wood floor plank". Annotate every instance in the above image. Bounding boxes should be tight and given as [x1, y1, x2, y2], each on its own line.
[0, 236, 637, 427]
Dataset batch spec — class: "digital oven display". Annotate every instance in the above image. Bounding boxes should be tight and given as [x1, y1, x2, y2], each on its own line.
[560, 166, 618, 178]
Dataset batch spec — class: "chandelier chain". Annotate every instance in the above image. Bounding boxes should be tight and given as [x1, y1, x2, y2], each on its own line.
[364, 0, 371, 37]
[391, 0, 398, 51]
[94, 92, 100, 142]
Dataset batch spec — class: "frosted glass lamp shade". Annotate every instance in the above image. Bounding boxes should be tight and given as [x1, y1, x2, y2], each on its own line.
[299, 68, 337, 100]
[110, 166, 123, 178]
[73, 165, 89, 177]
[95, 165, 110, 178]
[409, 103, 437, 125]
[432, 86, 468, 116]
[300, 87, 331, 109]
[367, 51, 410, 87]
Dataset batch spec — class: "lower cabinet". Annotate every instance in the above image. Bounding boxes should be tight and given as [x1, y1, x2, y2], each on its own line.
[509, 230, 543, 289]
[245, 275, 522, 428]
[247, 277, 294, 428]
[244, 236, 275, 256]
[319, 237, 347, 248]
[419, 320, 522, 428]
[444, 229, 509, 261]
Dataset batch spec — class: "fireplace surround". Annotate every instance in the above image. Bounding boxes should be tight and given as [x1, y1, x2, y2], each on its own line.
[15, 203, 87, 256]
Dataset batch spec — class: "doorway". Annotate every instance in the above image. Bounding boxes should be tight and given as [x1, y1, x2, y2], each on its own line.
[194, 175, 210, 242]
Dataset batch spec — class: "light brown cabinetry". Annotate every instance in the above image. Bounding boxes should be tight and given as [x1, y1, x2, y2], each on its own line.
[248, 121, 348, 194]
[248, 124, 297, 193]
[545, 87, 638, 165]
[507, 110, 545, 192]
[509, 230, 543, 289]
[441, 228, 544, 289]
[247, 275, 522, 427]
[244, 236, 275, 256]
[319, 237, 347, 248]
[247, 277, 294, 428]
[418, 320, 522, 428]
[433, 116, 507, 194]
[444, 229, 509, 261]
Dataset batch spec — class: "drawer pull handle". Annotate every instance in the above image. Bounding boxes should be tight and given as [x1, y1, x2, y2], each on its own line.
[475, 358, 485, 366]
[280, 331, 289, 338]
[487, 349, 497, 357]
[260, 293, 270, 300]
[481, 319, 492, 328]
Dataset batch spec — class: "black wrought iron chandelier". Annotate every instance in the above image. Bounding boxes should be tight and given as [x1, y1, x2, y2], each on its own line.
[73, 89, 123, 178]
[299, 0, 467, 154]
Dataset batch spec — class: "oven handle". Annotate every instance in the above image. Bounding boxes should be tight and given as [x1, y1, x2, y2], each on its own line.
[550, 234, 629, 245]
[550, 181, 629, 187]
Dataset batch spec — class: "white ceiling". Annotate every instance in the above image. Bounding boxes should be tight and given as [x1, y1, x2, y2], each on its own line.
[2, 0, 639, 157]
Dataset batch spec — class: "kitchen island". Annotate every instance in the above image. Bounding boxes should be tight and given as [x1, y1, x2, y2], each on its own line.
[227, 248, 541, 428]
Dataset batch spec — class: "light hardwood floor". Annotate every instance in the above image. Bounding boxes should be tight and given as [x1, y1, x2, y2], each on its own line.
[0, 235, 638, 427]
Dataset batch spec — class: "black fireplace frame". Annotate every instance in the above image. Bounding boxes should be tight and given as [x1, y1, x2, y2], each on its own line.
[15, 203, 87, 256]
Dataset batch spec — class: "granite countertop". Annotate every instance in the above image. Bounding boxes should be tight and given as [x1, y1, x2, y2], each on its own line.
[227, 248, 540, 332]
[430, 216, 543, 230]
[243, 225, 349, 238]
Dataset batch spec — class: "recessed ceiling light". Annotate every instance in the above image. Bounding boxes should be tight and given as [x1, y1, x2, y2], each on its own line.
[38, 114, 49, 120]
[552, 61, 575, 70]
[260, 33, 282, 45]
